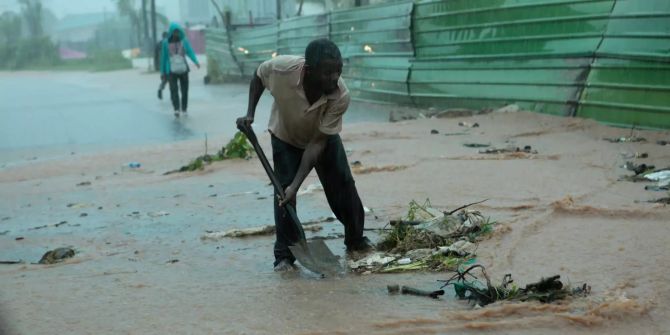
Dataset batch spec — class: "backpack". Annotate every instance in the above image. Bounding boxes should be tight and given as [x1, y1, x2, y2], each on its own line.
[169, 41, 188, 74]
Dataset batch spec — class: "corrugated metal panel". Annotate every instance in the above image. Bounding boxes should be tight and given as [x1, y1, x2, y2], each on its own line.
[330, 1, 414, 104]
[577, 0, 670, 128]
[410, 0, 615, 115]
[230, 23, 279, 77]
[278, 13, 329, 56]
[205, 28, 243, 78]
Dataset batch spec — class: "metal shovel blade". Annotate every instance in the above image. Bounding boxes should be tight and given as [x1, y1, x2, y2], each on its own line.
[289, 239, 343, 276]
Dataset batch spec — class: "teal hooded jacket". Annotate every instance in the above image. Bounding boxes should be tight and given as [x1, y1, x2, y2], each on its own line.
[161, 22, 199, 75]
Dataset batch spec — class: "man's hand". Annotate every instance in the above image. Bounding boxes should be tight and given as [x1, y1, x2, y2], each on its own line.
[278, 185, 297, 207]
[236, 116, 254, 129]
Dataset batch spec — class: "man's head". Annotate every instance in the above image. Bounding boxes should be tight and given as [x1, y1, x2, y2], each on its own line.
[304, 39, 343, 95]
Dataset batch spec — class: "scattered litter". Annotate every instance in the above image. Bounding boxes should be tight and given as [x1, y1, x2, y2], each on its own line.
[352, 164, 408, 175]
[364, 206, 373, 214]
[430, 129, 439, 134]
[463, 143, 490, 148]
[0, 260, 23, 265]
[604, 136, 646, 143]
[443, 132, 470, 136]
[127, 162, 142, 169]
[201, 224, 323, 240]
[438, 240, 476, 257]
[38, 247, 75, 264]
[67, 203, 92, 209]
[387, 284, 445, 299]
[348, 252, 397, 270]
[623, 161, 655, 175]
[166, 259, 179, 264]
[298, 183, 323, 196]
[29, 225, 48, 230]
[15, 237, 24, 241]
[352, 199, 494, 274]
[79, 213, 88, 217]
[439, 264, 590, 306]
[656, 140, 668, 146]
[55, 221, 67, 227]
[458, 122, 479, 128]
[76, 181, 91, 187]
[397, 258, 412, 265]
[479, 145, 536, 154]
[647, 197, 670, 204]
[147, 211, 170, 218]
[621, 152, 648, 159]
[644, 170, 670, 182]
[644, 185, 669, 192]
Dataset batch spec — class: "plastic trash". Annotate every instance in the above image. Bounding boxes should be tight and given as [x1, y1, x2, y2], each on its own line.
[128, 162, 141, 168]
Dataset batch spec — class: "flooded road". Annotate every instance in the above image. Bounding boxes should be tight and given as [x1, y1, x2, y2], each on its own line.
[0, 69, 388, 165]
[1, 69, 669, 334]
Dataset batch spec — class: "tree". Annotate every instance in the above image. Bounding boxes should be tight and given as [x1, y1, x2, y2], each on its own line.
[19, 0, 43, 37]
[114, 0, 142, 48]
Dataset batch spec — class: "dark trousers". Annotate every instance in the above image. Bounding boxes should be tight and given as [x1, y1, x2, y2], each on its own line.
[168, 72, 189, 111]
[271, 134, 365, 265]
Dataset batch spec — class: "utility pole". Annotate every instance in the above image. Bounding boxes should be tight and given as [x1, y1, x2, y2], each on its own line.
[142, 0, 150, 54]
[276, 0, 281, 21]
[151, 0, 156, 44]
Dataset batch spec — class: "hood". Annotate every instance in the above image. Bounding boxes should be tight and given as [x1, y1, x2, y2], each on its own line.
[167, 22, 186, 40]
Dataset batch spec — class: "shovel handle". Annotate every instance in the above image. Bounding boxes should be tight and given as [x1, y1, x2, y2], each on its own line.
[237, 123, 306, 241]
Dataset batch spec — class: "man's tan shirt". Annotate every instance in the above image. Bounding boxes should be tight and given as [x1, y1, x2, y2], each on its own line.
[257, 55, 350, 149]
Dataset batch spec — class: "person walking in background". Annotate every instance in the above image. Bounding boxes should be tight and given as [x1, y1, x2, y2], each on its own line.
[161, 22, 200, 117]
[155, 31, 168, 100]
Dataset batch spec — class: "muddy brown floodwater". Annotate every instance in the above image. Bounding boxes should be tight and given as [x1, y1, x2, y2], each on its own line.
[1, 70, 670, 334]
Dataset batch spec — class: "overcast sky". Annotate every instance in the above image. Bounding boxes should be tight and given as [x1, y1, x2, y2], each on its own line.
[0, 0, 181, 20]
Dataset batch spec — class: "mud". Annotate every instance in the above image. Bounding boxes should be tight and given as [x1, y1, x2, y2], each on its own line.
[1, 70, 670, 334]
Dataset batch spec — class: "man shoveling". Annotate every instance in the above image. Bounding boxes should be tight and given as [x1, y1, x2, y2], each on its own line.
[236, 39, 373, 272]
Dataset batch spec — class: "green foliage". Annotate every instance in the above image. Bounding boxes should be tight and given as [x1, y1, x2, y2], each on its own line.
[222, 131, 253, 159]
[166, 132, 253, 174]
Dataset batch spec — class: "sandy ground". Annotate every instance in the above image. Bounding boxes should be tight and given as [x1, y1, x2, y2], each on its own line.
[1, 72, 670, 334]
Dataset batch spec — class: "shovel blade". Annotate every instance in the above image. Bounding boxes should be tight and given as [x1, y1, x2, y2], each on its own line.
[289, 239, 343, 276]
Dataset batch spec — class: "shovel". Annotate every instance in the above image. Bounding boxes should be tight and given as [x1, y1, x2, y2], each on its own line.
[237, 123, 343, 276]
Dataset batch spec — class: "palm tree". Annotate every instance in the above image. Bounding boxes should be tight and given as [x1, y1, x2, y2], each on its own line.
[114, 0, 142, 48]
[18, 0, 43, 37]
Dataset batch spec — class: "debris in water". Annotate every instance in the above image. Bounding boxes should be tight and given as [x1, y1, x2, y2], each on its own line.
[352, 164, 408, 175]
[658, 140, 669, 146]
[458, 122, 479, 128]
[430, 129, 439, 134]
[147, 211, 170, 218]
[387, 284, 445, 299]
[439, 264, 590, 306]
[604, 136, 646, 143]
[0, 260, 23, 265]
[201, 224, 323, 240]
[479, 145, 536, 154]
[38, 247, 75, 264]
[623, 161, 655, 175]
[166, 259, 179, 264]
[463, 143, 490, 148]
[76, 181, 91, 187]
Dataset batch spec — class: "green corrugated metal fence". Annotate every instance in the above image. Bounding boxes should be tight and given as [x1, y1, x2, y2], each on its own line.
[331, 1, 414, 104]
[278, 14, 329, 56]
[205, 0, 670, 128]
[576, 0, 670, 128]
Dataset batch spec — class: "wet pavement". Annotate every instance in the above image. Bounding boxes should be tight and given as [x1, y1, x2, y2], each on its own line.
[0, 69, 389, 165]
